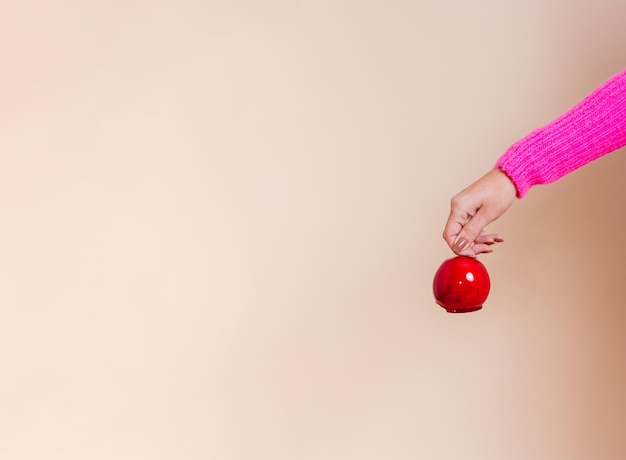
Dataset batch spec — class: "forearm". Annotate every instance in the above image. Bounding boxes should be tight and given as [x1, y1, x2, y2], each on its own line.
[496, 68, 626, 198]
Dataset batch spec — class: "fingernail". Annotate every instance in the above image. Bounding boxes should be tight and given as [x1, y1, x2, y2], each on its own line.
[453, 238, 468, 253]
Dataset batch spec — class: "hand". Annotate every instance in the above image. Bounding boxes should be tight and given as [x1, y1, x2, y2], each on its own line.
[443, 168, 517, 257]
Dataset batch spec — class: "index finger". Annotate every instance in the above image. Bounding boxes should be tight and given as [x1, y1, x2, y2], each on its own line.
[443, 207, 472, 248]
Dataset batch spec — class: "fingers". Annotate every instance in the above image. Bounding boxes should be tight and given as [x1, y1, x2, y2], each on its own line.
[466, 233, 504, 255]
[443, 202, 476, 250]
[450, 211, 500, 257]
[475, 233, 504, 245]
[452, 214, 487, 252]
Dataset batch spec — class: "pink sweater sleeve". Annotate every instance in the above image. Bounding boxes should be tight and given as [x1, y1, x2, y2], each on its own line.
[496, 68, 626, 198]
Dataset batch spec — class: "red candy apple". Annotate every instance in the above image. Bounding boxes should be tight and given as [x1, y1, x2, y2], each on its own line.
[433, 256, 490, 313]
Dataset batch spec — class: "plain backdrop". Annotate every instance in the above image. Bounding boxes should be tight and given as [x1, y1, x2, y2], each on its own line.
[1, 1, 625, 459]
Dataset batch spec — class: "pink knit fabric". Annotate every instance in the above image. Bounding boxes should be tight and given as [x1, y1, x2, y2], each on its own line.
[496, 68, 626, 198]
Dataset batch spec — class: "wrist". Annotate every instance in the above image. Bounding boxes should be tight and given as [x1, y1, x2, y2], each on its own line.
[493, 167, 518, 199]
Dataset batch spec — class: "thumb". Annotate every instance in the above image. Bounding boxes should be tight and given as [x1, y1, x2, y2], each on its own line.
[452, 210, 491, 255]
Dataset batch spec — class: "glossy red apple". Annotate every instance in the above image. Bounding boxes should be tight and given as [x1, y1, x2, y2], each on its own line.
[433, 256, 490, 313]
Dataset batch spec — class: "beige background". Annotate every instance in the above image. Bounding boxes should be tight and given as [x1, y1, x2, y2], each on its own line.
[1, 1, 625, 459]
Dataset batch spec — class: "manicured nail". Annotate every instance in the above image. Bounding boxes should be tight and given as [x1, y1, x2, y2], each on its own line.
[453, 238, 468, 253]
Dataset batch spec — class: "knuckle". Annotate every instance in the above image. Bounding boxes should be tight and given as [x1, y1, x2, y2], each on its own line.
[450, 193, 465, 208]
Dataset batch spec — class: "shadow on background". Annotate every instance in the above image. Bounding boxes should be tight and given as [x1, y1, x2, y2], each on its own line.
[499, 143, 626, 458]
[485, 2, 626, 452]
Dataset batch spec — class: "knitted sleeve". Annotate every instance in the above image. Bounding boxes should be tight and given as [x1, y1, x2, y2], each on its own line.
[496, 68, 626, 198]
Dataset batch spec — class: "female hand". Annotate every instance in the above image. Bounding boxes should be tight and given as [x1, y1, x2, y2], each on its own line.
[443, 168, 517, 257]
